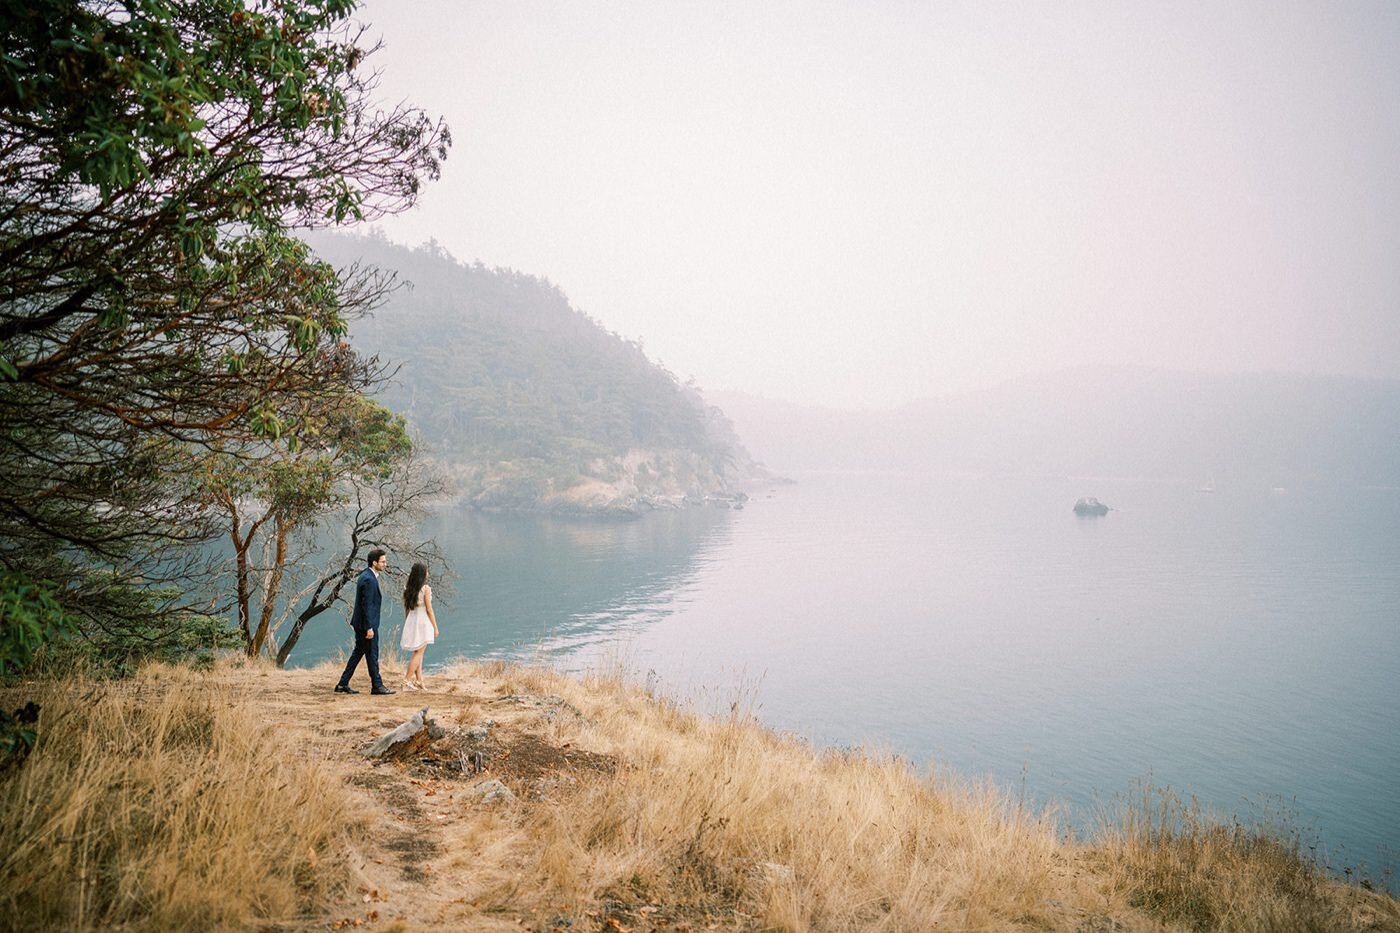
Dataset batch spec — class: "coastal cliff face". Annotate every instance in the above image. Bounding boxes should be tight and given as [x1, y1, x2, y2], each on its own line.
[451, 446, 772, 515]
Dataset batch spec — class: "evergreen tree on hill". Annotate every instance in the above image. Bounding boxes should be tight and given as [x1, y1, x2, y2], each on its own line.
[304, 234, 744, 493]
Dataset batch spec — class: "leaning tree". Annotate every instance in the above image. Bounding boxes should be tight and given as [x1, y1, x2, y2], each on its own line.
[204, 392, 449, 663]
[0, 0, 449, 667]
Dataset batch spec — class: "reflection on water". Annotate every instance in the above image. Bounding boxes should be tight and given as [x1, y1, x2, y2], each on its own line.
[540, 473, 1400, 890]
[286, 503, 734, 667]
[284, 474, 1400, 892]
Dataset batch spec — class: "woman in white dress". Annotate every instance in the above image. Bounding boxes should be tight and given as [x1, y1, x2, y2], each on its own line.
[399, 562, 439, 691]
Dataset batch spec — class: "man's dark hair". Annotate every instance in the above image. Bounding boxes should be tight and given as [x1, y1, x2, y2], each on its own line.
[366, 549, 386, 568]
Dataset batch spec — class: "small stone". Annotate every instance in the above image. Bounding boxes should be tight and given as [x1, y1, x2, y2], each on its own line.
[470, 779, 516, 804]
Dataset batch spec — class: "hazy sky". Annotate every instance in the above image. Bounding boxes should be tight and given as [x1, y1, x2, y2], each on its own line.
[355, 0, 1400, 409]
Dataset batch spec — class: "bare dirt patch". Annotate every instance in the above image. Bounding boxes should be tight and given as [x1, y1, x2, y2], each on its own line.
[348, 770, 424, 820]
[489, 731, 617, 796]
[396, 724, 618, 803]
[383, 829, 441, 883]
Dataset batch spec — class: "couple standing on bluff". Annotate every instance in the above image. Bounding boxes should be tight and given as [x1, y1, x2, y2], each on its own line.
[333, 549, 440, 695]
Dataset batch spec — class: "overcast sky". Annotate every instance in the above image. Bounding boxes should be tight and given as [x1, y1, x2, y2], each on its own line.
[355, 0, 1400, 409]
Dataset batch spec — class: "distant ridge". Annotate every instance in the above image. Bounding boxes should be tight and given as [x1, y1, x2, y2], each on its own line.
[712, 367, 1400, 486]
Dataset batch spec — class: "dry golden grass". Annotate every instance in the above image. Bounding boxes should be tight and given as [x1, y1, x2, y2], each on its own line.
[1093, 786, 1400, 932]
[507, 664, 1099, 930]
[0, 663, 369, 932]
[2, 656, 1397, 932]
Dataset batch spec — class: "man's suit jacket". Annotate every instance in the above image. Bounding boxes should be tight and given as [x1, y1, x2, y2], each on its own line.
[349, 568, 382, 636]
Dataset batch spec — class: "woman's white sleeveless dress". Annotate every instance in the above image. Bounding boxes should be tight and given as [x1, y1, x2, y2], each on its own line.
[401, 585, 435, 651]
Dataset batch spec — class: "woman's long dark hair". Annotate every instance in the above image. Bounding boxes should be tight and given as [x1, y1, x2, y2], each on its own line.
[403, 562, 428, 612]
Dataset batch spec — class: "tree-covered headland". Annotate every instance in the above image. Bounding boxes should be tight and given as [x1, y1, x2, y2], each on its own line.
[308, 232, 764, 514]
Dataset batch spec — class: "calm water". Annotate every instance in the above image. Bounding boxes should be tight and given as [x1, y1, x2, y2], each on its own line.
[293, 471, 1400, 885]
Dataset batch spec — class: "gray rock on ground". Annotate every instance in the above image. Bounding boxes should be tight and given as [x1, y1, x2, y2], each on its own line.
[363, 707, 446, 759]
[470, 779, 515, 804]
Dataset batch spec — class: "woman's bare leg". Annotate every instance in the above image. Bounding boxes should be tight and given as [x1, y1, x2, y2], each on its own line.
[402, 648, 422, 688]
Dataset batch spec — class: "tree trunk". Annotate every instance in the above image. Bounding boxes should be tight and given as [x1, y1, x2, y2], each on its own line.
[232, 507, 272, 658]
[249, 517, 291, 657]
[274, 601, 333, 668]
[226, 502, 253, 651]
[274, 556, 359, 668]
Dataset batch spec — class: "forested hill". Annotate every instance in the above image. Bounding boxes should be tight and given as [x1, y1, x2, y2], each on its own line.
[304, 232, 761, 511]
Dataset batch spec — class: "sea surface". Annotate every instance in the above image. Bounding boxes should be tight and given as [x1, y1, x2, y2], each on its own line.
[292, 470, 1400, 887]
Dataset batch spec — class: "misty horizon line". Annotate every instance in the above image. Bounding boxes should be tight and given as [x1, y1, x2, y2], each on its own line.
[704, 363, 1400, 415]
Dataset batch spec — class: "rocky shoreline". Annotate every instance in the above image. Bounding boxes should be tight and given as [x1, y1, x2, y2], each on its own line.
[446, 447, 784, 517]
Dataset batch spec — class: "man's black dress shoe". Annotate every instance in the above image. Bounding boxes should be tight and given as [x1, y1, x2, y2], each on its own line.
[334, 684, 358, 694]
[371, 686, 397, 695]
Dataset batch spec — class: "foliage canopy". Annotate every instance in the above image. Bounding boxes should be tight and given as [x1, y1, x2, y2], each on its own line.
[0, 0, 448, 666]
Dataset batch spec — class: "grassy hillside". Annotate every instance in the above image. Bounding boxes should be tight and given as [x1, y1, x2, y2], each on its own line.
[2, 660, 1396, 931]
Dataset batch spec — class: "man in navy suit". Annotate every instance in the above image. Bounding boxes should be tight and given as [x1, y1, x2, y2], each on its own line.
[334, 549, 396, 695]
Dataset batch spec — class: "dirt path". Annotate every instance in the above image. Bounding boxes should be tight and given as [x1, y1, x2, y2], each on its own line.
[224, 662, 625, 932]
